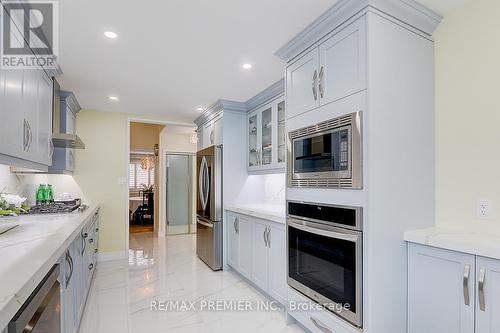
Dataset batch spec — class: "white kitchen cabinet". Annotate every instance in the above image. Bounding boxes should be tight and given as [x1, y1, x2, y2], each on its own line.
[198, 114, 222, 150]
[213, 115, 223, 145]
[252, 220, 270, 291]
[238, 216, 253, 278]
[286, 48, 320, 119]
[226, 211, 286, 304]
[247, 97, 285, 173]
[408, 243, 475, 333]
[202, 121, 213, 148]
[0, 7, 53, 169]
[286, 18, 366, 119]
[227, 213, 239, 269]
[267, 224, 286, 303]
[475, 256, 500, 333]
[318, 18, 366, 105]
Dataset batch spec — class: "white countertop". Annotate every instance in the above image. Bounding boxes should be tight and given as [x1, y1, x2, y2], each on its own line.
[405, 227, 500, 260]
[0, 205, 99, 330]
[225, 204, 286, 224]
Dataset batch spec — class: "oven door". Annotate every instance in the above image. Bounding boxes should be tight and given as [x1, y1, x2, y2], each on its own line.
[291, 126, 351, 180]
[287, 218, 362, 327]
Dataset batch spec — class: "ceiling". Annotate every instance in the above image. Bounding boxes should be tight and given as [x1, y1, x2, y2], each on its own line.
[57, 0, 465, 122]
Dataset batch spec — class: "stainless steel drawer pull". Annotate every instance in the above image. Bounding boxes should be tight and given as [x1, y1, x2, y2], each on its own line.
[310, 317, 331, 333]
[263, 228, 267, 247]
[463, 264, 470, 305]
[318, 66, 324, 98]
[479, 268, 486, 311]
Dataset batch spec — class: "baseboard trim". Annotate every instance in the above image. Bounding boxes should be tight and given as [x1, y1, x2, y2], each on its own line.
[98, 251, 128, 262]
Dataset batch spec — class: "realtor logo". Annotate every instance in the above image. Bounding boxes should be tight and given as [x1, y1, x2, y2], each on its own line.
[1, 0, 58, 69]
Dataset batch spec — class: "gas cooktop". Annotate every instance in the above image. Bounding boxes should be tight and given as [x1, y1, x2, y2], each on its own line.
[29, 199, 86, 215]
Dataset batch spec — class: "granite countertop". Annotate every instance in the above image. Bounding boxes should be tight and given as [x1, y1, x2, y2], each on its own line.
[225, 204, 286, 224]
[0, 205, 99, 330]
[404, 227, 500, 260]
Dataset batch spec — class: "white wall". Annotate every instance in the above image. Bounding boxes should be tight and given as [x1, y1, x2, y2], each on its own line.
[435, 0, 500, 233]
[158, 125, 197, 236]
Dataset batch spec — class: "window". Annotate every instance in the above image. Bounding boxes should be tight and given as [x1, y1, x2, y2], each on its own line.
[129, 162, 155, 189]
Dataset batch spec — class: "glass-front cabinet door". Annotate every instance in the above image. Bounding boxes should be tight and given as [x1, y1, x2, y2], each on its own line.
[247, 97, 285, 172]
[277, 100, 286, 164]
[261, 107, 272, 166]
[248, 114, 258, 167]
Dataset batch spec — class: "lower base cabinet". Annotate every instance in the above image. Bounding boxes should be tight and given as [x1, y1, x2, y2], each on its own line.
[59, 209, 99, 333]
[408, 243, 500, 333]
[226, 211, 286, 304]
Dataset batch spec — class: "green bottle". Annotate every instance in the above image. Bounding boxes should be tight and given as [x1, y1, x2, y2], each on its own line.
[36, 184, 47, 206]
[46, 185, 54, 204]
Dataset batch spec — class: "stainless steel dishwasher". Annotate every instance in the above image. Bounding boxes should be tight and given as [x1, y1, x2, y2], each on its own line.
[8, 264, 61, 333]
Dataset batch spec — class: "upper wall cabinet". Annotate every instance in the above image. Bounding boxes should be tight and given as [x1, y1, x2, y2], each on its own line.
[199, 114, 223, 150]
[286, 18, 366, 119]
[0, 4, 53, 170]
[247, 96, 285, 173]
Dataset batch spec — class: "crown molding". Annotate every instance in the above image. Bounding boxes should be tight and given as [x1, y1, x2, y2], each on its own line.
[245, 78, 285, 112]
[275, 0, 442, 63]
[194, 99, 246, 126]
[194, 79, 285, 126]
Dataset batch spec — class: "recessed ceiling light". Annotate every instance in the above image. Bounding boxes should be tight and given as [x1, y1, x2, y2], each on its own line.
[242, 63, 253, 70]
[196, 107, 204, 112]
[104, 31, 118, 39]
[108, 95, 119, 101]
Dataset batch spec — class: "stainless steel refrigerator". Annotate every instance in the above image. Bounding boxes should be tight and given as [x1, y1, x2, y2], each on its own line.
[196, 145, 222, 270]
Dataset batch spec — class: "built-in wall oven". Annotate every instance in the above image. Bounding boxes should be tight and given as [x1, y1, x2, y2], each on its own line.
[288, 111, 362, 189]
[287, 201, 363, 327]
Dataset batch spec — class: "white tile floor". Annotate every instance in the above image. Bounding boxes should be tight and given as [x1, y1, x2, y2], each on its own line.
[78, 232, 305, 333]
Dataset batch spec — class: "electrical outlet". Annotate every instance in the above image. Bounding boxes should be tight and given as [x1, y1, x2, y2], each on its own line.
[476, 199, 492, 219]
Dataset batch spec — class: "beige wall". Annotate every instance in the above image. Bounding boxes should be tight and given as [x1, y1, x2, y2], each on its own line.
[130, 122, 164, 151]
[75, 110, 190, 254]
[435, 0, 500, 232]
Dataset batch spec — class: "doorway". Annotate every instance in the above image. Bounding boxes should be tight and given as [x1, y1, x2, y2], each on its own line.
[165, 153, 195, 235]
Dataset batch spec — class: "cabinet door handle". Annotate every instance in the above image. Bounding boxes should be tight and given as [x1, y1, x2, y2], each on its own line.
[65, 251, 71, 287]
[263, 228, 268, 247]
[318, 66, 324, 98]
[233, 217, 237, 233]
[312, 70, 318, 101]
[88, 263, 94, 271]
[479, 267, 486, 311]
[89, 238, 94, 244]
[48, 139, 54, 159]
[26, 120, 33, 151]
[23, 119, 29, 151]
[266, 227, 271, 248]
[310, 317, 331, 333]
[463, 264, 470, 305]
[236, 218, 239, 234]
[210, 130, 214, 144]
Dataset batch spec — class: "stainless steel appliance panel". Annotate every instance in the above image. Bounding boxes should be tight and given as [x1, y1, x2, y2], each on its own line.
[196, 145, 222, 222]
[196, 145, 223, 271]
[288, 111, 362, 189]
[287, 202, 363, 327]
[196, 216, 222, 270]
[8, 264, 61, 333]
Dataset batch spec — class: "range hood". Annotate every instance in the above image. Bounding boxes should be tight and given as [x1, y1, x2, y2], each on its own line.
[52, 78, 85, 149]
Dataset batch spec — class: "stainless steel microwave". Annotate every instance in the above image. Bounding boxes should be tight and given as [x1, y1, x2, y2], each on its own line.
[288, 111, 362, 189]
